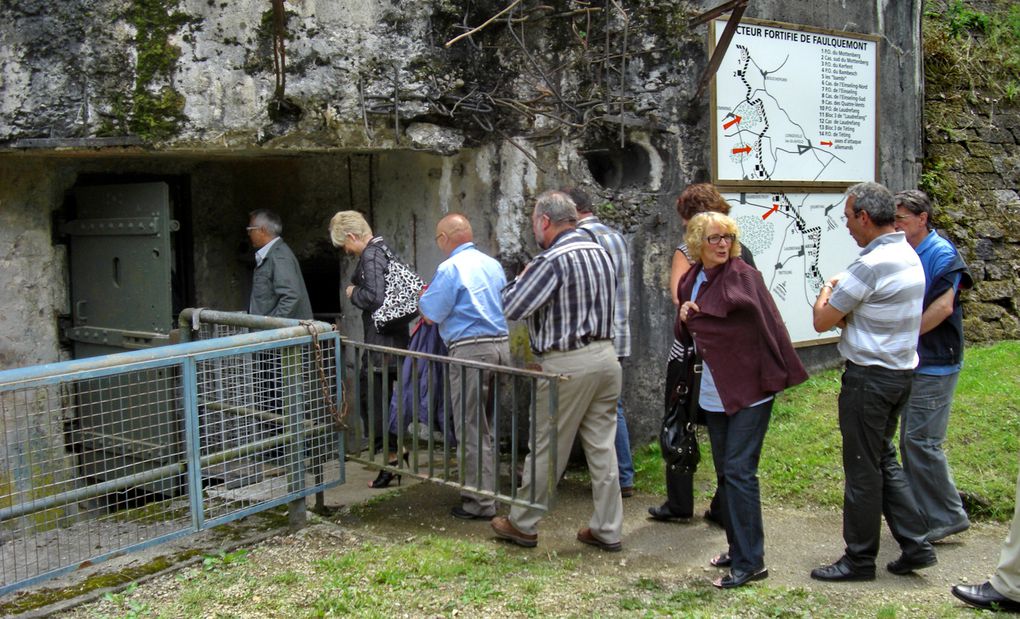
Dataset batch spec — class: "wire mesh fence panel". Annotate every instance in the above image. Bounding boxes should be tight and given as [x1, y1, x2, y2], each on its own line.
[0, 317, 341, 595]
[196, 341, 341, 523]
[0, 369, 191, 592]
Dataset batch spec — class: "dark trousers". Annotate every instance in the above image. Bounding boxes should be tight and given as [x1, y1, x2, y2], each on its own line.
[705, 399, 773, 574]
[838, 361, 933, 569]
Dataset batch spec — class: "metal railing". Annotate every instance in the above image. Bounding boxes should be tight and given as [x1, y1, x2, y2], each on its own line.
[0, 313, 342, 595]
[343, 335, 562, 513]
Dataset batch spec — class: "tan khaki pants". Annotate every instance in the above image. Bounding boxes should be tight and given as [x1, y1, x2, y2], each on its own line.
[509, 341, 623, 542]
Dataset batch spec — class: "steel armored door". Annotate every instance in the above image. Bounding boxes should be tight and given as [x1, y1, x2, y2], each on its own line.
[66, 183, 174, 358]
[65, 182, 182, 497]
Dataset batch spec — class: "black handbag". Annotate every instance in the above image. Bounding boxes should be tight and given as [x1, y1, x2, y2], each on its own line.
[371, 245, 425, 333]
[660, 342, 702, 474]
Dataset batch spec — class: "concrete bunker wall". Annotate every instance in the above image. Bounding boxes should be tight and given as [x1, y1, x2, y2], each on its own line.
[0, 0, 927, 456]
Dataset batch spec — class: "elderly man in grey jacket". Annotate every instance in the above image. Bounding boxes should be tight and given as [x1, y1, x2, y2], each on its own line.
[247, 209, 313, 320]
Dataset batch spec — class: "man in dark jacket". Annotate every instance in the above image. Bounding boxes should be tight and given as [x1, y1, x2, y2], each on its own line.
[894, 190, 973, 543]
[247, 209, 313, 320]
[247, 209, 313, 417]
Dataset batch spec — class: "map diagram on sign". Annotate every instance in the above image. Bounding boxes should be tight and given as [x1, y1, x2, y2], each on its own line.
[724, 191, 860, 344]
[712, 19, 878, 186]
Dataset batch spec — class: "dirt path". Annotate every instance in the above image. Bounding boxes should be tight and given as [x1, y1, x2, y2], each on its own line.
[356, 473, 1007, 605]
[4, 462, 1009, 616]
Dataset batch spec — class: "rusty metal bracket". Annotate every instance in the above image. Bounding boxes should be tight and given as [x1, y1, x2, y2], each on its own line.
[689, 0, 749, 102]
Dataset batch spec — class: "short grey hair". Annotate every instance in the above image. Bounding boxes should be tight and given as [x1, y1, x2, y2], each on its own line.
[846, 182, 895, 226]
[249, 209, 283, 237]
[895, 189, 934, 231]
[534, 190, 578, 225]
[561, 186, 592, 214]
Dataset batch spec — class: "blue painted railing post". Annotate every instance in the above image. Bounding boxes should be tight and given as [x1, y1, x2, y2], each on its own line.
[181, 357, 205, 532]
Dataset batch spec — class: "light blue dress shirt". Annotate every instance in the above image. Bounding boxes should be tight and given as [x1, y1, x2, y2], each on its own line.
[419, 242, 509, 344]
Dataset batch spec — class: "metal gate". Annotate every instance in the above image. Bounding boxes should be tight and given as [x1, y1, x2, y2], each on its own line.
[184, 312, 563, 515]
[0, 317, 341, 595]
[341, 338, 562, 514]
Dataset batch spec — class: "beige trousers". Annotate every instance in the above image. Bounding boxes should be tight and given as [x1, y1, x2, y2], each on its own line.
[509, 341, 623, 542]
[448, 339, 511, 516]
[991, 458, 1020, 601]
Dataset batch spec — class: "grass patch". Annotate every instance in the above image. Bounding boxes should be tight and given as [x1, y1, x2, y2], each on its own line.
[308, 536, 562, 616]
[924, 0, 1020, 99]
[635, 341, 1019, 520]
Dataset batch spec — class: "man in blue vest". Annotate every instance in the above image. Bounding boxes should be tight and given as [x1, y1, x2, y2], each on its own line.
[893, 189, 973, 543]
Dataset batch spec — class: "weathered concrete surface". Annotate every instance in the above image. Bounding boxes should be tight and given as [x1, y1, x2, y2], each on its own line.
[0, 160, 71, 369]
[0, 0, 927, 447]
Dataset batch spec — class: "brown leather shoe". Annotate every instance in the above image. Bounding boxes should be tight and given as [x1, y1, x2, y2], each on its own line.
[576, 527, 622, 552]
[620, 486, 634, 498]
[490, 516, 537, 548]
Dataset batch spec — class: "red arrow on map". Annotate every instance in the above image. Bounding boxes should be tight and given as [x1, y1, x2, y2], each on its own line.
[723, 115, 742, 129]
[820, 140, 833, 146]
[763, 204, 779, 220]
[732, 145, 752, 154]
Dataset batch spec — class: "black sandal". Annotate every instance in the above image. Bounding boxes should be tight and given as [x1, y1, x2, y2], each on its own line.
[710, 552, 732, 568]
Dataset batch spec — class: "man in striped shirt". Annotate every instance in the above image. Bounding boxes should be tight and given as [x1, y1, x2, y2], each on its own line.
[567, 187, 636, 498]
[810, 181, 937, 582]
[490, 190, 624, 552]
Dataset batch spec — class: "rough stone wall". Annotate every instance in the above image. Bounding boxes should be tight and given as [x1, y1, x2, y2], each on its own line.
[0, 161, 71, 368]
[922, 0, 1020, 342]
[0, 1, 926, 444]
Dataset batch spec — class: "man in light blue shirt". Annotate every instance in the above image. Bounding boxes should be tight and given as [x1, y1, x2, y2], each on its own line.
[419, 213, 510, 520]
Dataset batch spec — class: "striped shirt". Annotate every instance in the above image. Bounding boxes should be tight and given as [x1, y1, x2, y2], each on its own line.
[828, 231, 925, 370]
[502, 229, 616, 354]
[578, 215, 631, 357]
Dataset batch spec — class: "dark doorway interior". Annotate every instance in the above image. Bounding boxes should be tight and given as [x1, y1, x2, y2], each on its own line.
[301, 241, 342, 322]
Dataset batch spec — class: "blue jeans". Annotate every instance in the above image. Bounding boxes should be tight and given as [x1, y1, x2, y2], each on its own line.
[615, 398, 634, 488]
[838, 362, 933, 569]
[900, 371, 969, 532]
[705, 399, 772, 574]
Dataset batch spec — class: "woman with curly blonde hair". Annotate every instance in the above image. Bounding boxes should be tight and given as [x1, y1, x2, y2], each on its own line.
[676, 212, 807, 589]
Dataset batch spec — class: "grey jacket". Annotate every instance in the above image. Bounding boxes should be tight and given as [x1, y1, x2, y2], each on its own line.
[249, 239, 313, 319]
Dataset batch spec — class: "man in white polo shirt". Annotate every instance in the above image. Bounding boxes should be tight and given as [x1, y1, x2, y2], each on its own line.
[810, 181, 937, 582]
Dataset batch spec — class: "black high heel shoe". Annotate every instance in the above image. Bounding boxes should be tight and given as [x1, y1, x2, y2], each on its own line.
[367, 452, 409, 489]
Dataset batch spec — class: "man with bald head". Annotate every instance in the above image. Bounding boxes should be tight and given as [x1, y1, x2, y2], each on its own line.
[419, 213, 510, 520]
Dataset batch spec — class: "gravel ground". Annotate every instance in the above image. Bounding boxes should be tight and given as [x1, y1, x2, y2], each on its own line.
[7, 463, 1011, 617]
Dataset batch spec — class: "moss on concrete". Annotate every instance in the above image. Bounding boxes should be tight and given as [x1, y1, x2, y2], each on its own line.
[127, 0, 192, 140]
[0, 551, 196, 615]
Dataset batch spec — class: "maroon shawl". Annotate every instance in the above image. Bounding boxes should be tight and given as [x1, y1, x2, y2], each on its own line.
[675, 258, 808, 414]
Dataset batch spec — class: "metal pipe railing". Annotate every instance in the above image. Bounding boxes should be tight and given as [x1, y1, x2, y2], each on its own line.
[0, 417, 334, 522]
[177, 309, 331, 338]
[341, 336, 564, 512]
[0, 323, 333, 389]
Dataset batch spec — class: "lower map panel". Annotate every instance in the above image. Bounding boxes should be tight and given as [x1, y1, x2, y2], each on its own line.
[724, 191, 859, 345]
